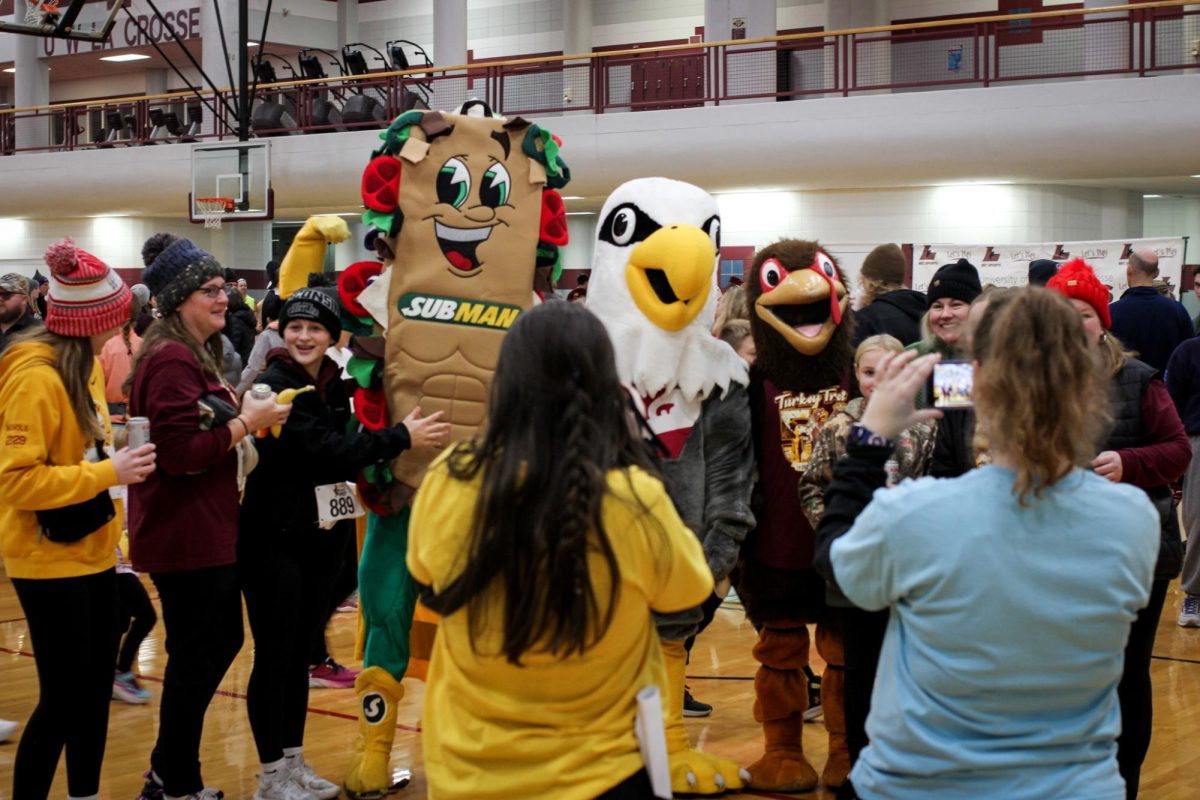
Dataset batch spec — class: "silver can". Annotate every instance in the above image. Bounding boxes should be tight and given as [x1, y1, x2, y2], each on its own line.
[885, 459, 900, 489]
[250, 383, 272, 402]
[127, 417, 151, 449]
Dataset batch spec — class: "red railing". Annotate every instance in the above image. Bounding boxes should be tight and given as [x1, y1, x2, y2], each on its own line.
[1, 1, 1196, 155]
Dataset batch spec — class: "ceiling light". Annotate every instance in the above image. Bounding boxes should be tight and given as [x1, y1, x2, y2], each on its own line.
[3, 67, 50, 73]
[561, 195, 583, 200]
[1191, 175, 1200, 179]
[1143, 194, 1162, 199]
[100, 54, 152, 63]
[248, 41, 259, 47]
[2, 68, 12, 73]
[566, 212, 595, 216]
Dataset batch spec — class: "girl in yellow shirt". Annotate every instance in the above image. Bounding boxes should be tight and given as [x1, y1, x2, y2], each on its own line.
[408, 301, 713, 800]
[0, 239, 156, 800]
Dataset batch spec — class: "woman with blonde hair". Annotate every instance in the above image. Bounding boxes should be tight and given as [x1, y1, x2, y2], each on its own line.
[815, 288, 1160, 799]
[1048, 259, 1190, 799]
[711, 283, 749, 335]
[0, 239, 156, 800]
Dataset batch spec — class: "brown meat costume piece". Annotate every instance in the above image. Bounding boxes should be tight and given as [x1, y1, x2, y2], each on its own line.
[736, 239, 854, 792]
[336, 105, 571, 800]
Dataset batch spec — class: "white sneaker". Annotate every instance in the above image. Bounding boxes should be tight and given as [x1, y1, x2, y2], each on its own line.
[287, 759, 340, 800]
[1179, 594, 1200, 627]
[0, 718, 18, 743]
[253, 769, 314, 800]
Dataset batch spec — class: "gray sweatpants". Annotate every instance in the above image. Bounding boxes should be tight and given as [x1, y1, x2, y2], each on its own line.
[1180, 435, 1200, 596]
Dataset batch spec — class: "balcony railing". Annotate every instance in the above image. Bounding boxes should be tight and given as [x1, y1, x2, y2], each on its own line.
[1, 1, 1196, 155]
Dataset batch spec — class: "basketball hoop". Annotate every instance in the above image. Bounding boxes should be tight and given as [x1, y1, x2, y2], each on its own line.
[196, 197, 233, 230]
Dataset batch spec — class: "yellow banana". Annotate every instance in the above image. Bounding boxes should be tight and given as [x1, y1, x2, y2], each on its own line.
[277, 215, 351, 299]
[271, 385, 315, 437]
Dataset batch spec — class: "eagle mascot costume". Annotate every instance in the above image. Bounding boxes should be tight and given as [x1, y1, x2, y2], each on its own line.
[737, 239, 855, 793]
[587, 177, 755, 796]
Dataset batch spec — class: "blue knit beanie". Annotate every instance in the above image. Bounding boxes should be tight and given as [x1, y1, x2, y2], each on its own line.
[141, 233, 224, 315]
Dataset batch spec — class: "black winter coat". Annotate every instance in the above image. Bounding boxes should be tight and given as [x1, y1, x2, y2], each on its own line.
[225, 304, 258, 366]
[852, 289, 927, 347]
[239, 349, 411, 534]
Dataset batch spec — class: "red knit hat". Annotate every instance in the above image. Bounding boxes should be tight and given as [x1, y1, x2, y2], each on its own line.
[43, 237, 133, 337]
[1046, 258, 1111, 330]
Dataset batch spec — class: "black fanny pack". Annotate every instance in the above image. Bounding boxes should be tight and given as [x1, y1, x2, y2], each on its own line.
[36, 440, 116, 544]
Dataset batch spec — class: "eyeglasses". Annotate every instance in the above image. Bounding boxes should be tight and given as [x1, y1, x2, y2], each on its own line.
[194, 284, 227, 299]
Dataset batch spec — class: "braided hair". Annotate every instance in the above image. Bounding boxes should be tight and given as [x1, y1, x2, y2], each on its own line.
[433, 301, 660, 664]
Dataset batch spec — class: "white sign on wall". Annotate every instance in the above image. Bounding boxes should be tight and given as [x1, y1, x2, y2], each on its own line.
[38, 0, 201, 57]
[911, 237, 1187, 300]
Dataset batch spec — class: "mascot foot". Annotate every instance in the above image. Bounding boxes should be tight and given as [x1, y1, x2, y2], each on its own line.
[344, 667, 405, 799]
[822, 742, 851, 789]
[669, 747, 748, 795]
[746, 748, 819, 793]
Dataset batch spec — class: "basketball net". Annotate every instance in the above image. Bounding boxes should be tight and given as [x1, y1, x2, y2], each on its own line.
[196, 198, 231, 230]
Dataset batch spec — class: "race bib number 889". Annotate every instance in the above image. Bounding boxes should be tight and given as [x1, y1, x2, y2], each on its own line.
[315, 482, 365, 528]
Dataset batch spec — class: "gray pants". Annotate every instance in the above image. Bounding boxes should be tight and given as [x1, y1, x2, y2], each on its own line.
[1180, 435, 1200, 596]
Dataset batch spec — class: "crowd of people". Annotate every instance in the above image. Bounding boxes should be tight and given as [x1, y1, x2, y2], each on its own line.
[0, 230, 1196, 800]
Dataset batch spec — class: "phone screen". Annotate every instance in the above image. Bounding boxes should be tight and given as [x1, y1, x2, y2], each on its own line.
[931, 360, 974, 409]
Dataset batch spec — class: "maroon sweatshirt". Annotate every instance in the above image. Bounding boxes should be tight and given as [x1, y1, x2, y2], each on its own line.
[127, 341, 239, 573]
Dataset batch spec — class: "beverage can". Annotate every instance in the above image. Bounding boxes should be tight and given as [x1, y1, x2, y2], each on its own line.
[127, 417, 151, 449]
[250, 383, 272, 401]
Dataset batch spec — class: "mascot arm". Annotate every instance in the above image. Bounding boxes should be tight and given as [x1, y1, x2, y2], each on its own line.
[811, 440, 892, 593]
[277, 215, 351, 300]
[700, 385, 755, 582]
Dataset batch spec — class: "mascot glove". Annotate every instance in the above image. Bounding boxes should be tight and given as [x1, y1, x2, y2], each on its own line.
[307, 215, 351, 244]
[702, 530, 741, 584]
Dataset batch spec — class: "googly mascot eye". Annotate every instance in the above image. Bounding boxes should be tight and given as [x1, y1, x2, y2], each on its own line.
[586, 177, 755, 796]
[737, 239, 856, 793]
[293, 103, 570, 800]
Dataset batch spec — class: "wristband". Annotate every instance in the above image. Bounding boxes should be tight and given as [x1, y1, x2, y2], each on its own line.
[233, 416, 250, 438]
[847, 422, 893, 449]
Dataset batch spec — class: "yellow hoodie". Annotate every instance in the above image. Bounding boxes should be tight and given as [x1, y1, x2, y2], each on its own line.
[0, 341, 120, 579]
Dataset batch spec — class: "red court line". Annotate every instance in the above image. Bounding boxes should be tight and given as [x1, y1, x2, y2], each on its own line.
[0, 645, 422, 733]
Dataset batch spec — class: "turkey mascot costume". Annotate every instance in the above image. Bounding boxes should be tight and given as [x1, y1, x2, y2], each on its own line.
[587, 177, 755, 796]
[738, 239, 855, 793]
[278, 103, 571, 799]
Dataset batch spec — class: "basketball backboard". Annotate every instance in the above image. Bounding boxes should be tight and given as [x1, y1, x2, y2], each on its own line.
[189, 141, 273, 224]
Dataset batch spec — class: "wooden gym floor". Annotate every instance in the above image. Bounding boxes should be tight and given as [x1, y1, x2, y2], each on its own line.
[0, 572, 1197, 799]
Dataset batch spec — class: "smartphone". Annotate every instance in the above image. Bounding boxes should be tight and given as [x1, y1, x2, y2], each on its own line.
[930, 360, 974, 409]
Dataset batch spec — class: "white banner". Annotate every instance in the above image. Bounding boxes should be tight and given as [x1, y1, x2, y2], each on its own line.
[911, 238, 1187, 300]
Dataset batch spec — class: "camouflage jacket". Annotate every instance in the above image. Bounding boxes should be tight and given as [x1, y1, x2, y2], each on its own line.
[798, 397, 937, 529]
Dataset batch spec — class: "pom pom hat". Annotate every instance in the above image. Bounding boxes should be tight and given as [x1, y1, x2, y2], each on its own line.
[42, 237, 132, 337]
[1046, 258, 1112, 330]
[141, 232, 224, 315]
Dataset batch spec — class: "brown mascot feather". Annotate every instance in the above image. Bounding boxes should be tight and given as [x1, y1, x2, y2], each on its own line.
[737, 239, 855, 792]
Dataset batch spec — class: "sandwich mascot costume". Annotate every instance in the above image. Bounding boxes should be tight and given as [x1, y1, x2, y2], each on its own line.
[738, 239, 855, 793]
[586, 177, 755, 795]
[276, 102, 571, 799]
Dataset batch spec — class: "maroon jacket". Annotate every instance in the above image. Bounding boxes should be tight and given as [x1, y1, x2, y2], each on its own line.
[128, 340, 240, 573]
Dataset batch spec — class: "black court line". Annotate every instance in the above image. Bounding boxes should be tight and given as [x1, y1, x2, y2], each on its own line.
[0, 645, 422, 732]
[1151, 654, 1200, 665]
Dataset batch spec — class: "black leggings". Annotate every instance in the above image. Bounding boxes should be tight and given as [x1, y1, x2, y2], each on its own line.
[1117, 577, 1169, 799]
[115, 571, 158, 674]
[307, 529, 357, 666]
[150, 565, 245, 797]
[241, 526, 349, 764]
[836, 605, 890, 766]
[11, 568, 118, 800]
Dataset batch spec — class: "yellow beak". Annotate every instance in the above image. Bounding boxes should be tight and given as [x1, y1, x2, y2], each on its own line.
[624, 225, 715, 332]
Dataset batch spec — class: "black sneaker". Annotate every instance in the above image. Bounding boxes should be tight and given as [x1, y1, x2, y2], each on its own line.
[803, 666, 823, 722]
[683, 687, 713, 717]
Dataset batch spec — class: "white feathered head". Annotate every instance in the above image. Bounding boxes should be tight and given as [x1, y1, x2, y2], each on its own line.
[586, 177, 747, 400]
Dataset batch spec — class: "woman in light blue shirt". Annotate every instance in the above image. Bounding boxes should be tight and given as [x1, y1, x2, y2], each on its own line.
[816, 288, 1160, 800]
